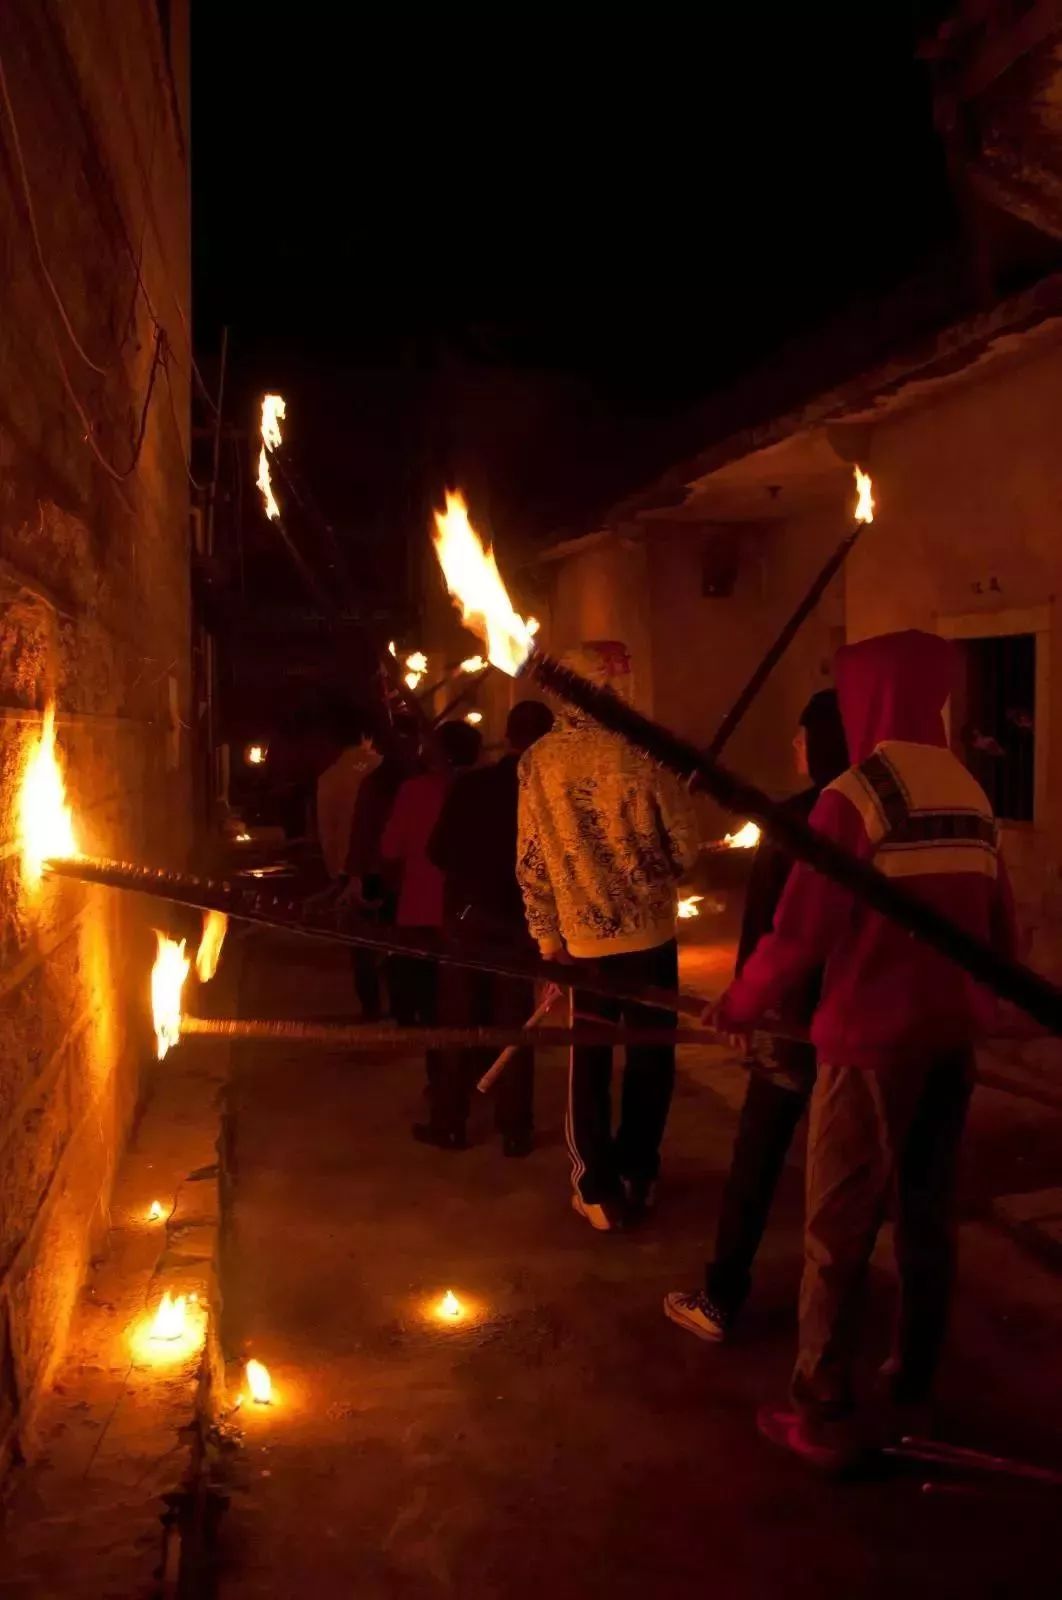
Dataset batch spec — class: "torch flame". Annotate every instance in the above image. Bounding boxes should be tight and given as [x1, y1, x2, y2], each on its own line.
[460, 655, 486, 674]
[464, 711, 482, 725]
[723, 821, 762, 851]
[439, 1289, 462, 1320]
[19, 703, 78, 887]
[853, 465, 874, 525]
[246, 1357, 273, 1404]
[677, 894, 703, 920]
[406, 651, 428, 675]
[195, 910, 228, 984]
[261, 393, 285, 452]
[256, 447, 280, 522]
[431, 491, 534, 677]
[150, 1291, 187, 1341]
[388, 640, 397, 657]
[256, 394, 286, 522]
[151, 932, 189, 1060]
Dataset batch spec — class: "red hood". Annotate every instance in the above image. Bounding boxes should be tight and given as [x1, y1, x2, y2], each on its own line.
[835, 630, 957, 763]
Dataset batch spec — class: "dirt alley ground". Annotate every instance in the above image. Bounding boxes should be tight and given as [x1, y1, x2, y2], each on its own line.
[212, 928, 1062, 1599]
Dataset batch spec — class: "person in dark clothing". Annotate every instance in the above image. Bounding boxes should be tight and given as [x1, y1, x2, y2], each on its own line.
[341, 715, 421, 1020]
[423, 700, 555, 1153]
[665, 689, 849, 1343]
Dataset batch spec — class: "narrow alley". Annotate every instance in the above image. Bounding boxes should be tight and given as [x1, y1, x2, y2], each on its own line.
[213, 933, 1062, 1599]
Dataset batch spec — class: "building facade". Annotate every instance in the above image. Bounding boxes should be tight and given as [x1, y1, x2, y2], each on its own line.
[0, 0, 191, 1470]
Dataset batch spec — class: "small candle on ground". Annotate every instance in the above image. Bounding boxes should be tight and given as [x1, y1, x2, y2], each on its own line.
[246, 1358, 272, 1404]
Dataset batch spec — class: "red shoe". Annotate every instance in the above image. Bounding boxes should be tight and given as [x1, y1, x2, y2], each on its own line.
[757, 1405, 863, 1474]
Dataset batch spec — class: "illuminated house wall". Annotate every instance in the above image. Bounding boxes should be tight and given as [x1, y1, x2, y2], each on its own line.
[0, 0, 191, 1471]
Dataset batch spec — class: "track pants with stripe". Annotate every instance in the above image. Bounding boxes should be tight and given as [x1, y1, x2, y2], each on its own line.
[568, 939, 678, 1203]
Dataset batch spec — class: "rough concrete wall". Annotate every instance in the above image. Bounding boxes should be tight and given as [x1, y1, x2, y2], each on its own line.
[0, 0, 190, 1469]
[845, 338, 1062, 969]
[644, 511, 845, 837]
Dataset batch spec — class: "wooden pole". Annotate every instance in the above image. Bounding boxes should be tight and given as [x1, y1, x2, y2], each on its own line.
[706, 519, 865, 758]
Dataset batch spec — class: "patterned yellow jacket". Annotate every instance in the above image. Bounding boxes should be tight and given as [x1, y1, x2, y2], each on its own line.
[516, 709, 700, 958]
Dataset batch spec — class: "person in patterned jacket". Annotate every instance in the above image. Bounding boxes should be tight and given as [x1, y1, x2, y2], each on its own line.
[517, 642, 700, 1231]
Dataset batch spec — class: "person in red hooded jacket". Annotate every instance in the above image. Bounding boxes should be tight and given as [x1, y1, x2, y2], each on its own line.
[710, 631, 1016, 1470]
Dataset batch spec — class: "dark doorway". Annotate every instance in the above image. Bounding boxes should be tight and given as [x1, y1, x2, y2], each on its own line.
[956, 633, 1036, 823]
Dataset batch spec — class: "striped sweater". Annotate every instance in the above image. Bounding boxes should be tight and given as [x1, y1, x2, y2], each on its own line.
[721, 632, 1016, 1069]
[516, 711, 700, 958]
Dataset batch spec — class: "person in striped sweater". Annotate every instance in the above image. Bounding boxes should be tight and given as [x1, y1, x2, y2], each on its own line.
[710, 630, 1016, 1470]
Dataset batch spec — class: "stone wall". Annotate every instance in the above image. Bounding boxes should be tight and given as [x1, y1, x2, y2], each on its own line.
[0, 0, 191, 1470]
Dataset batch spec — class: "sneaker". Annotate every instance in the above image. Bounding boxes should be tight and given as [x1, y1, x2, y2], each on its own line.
[756, 1405, 863, 1474]
[571, 1191, 622, 1232]
[502, 1132, 534, 1158]
[411, 1123, 468, 1151]
[663, 1290, 730, 1344]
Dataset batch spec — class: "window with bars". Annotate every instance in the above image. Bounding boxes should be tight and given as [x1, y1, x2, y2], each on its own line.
[955, 633, 1036, 823]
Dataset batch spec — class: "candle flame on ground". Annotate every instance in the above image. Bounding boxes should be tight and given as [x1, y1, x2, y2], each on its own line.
[438, 1289, 462, 1320]
[150, 1291, 187, 1341]
[246, 1358, 273, 1404]
[19, 704, 78, 888]
[853, 465, 874, 525]
[432, 491, 534, 677]
[195, 910, 228, 983]
[152, 933, 189, 1059]
[677, 894, 703, 920]
[723, 821, 762, 850]
[148, 1200, 164, 1222]
[246, 744, 266, 766]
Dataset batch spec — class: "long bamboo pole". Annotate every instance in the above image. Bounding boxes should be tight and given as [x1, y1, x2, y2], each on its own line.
[41, 855, 718, 1022]
[519, 647, 1062, 1035]
[180, 1017, 712, 1049]
[706, 518, 866, 758]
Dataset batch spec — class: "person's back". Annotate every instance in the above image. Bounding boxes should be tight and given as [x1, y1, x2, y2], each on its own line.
[318, 741, 379, 879]
[732, 631, 1013, 1067]
[518, 708, 698, 959]
[432, 700, 554, 932]
[517, 641, 699, 1230]
[382, 720, 484, 929]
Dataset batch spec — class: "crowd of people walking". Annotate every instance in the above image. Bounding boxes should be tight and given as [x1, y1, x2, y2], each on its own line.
[311, 629, 1015, 1472]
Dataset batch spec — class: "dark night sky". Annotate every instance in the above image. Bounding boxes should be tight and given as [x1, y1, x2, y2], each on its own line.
[192, 4, 956, 577]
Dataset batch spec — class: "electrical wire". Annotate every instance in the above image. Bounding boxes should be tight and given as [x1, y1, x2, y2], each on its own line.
[46, 321, 165, 484]
[160, 347, 207, 492]
[0, 49, 115, 376]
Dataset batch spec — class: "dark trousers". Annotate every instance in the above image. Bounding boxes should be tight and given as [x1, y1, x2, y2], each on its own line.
[389, 946, 438, 1026]
[569, 940, 678, 1203]
[349, 948, 382, 1022]
[793, 1049, 974, 1423]
[706, 1051, 813, 1315]
[431, 960, 535, 1139]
